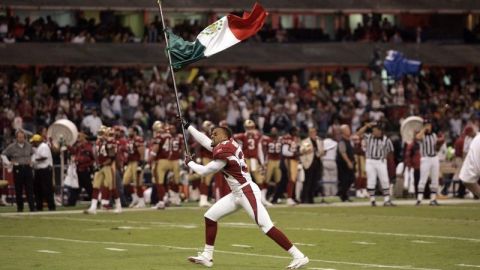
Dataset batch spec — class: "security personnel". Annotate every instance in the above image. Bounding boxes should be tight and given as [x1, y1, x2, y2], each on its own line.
[31, 134, 55, 211]
[356, 122, 395, 207]
[299, 128, 324, 204]
[1, 129, 35, 212]
[336, 125, 355, 203]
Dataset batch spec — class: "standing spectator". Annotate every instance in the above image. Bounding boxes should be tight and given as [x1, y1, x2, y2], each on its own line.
[1, 129, 35, 212]
[126, 88, 140, 120]
[336, 125, 355, 202]
[299, 128, 324, 203]
[321, 137, 338, 197]
[56, 72, 70, 96]
[81, 108, 103, 135]
[30, 134, 55, 211]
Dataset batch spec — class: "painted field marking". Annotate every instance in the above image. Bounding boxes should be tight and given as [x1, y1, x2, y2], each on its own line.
[0, 235, 441, 270]
[105, 248, 127, 252]
[309, 268, 336, 270]
[231, 244, 252, 248]
[286, 227, 480, 243]
[457, 264, 480, 268]
[37, 250, 60, 254]
[352, 241, 376, 245]
[294, 242, 317, 247]
[411, 240, 434, 244]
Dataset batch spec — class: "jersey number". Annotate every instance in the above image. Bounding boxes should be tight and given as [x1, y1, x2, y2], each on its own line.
[247, 138, 256, 150]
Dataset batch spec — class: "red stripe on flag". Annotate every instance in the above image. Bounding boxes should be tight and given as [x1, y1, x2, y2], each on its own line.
[227, 3, 267, 41]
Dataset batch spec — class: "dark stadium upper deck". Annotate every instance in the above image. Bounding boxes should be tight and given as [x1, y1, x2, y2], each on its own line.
[2, 0, 480, 13]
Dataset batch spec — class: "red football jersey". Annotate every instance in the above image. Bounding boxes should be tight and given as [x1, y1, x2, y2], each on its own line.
[212, 139, 253, 190]
[169, 133, 184, 160]
[96, 139, 116, 165]
[198, 131, 212, 159]
[152, 133, 172, 160]
[116, 137, 128, 164]
[262, 135, 282, 160]
[282, 134, 299, 159]
[127, 136, 144, 162]
[234, 131, 262, 159]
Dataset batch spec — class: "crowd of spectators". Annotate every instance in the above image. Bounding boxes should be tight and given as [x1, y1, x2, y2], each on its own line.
[2, 12, 474, 44]
[1, 65, 479, 149]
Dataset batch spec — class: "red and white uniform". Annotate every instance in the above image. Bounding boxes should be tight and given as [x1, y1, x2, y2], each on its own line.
[127, 136, 144, 162]
[116, 137, 128, 167]
[96, 139, 115, 166]
[281, 134, 299, 159]
[169, 134, 184, 161]
[234, 131, 264, 160]
[262, 135, 282, 161]
[153, 133, 172, 160]
[186, 126, 274, 233]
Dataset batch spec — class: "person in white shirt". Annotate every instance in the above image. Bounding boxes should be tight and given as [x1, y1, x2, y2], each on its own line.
[31, 134, 55, 211]
[81, 109, 103, 135]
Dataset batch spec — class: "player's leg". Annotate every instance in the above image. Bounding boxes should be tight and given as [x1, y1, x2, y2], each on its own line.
[417, 157, 430, 204]
[169, 160, 182, 206]
[429, 157, 440, 205]
[85, 170, 104, 214]
[188, 192, 238, 267]
[123, 162, 136, 207]
[378, 162, 394, 206]
[366, 159, 378, 206]
[286, 159, 298, 205]
[200, 158, 212, 207]
[154, 160, 167, 209]
[239, 183, 309, 269]
[105, 164, 121, 213]
[251, 158, 270, 206]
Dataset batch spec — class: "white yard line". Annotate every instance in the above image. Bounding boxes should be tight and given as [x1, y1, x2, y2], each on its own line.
[294, 242, 317, 247]
[411, 240, 434, 244]
[231, 244, 252, 248]
[105, 247, 127, 252]
[457, 264, 480, 268]
[309, 268, 336, 270]
[37, 249, 61, 254]
[352, 241, 376, 245]
[0, 235, 442, 270]
[286, 228, 480, 243]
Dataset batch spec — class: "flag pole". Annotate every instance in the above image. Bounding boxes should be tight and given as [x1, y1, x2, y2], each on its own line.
[155, 0, 190, 156]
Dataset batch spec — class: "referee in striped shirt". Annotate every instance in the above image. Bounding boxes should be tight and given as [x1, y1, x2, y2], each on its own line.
[356, 122, 395, 207]
[415, 119, 441, 206]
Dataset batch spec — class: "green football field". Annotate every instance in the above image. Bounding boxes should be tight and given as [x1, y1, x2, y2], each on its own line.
[0, 201, 479, 270]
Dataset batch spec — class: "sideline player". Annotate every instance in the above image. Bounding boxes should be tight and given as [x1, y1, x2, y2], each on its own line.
[123, 125, 145, 208]
[183, 120, 309, 269]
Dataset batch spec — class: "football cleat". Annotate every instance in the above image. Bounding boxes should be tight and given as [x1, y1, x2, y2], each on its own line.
[415, 200, 422, 206]
[153, 201, 165, 210]
[383, 201, 396, 207]
[429, 200, 440, 206]
[129, 197, 139, 208]
[134, 198, 146, 208]
[188, 252, 213, 268]
[371, 201, 377, 207]
[286, 198, 297, 206]
[286, 256, 309, 269]
[83, 208, 97, 215]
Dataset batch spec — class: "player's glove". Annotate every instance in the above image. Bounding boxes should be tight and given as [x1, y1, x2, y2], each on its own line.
[177, 115, 190, 129]
[184, 154, 194, 165]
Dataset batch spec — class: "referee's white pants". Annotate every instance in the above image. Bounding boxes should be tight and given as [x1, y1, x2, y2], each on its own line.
[366, 159, 390, 190]
[204, 181, 274, 234]
[418, 156, 439, 193]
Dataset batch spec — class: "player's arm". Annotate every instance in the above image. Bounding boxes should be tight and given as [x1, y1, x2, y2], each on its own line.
[187, 126, 213, 152]
[149, 142, 159, 162]
[187, 159, 226, 176]
[356, 122, 375, 137]
[257, 141, 265, 165]
[282, 140, 295, 157]
[415, 127, 427, 141]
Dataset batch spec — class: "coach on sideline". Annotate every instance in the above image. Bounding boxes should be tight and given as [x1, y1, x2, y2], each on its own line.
[31, 134, 55, 211]
[1, 129, 35, 212]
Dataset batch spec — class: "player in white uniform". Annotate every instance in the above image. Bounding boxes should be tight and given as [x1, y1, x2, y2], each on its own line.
[356, 122, 395, 207]
[459, 133, 480, 197]
[183, 121, 309, 269]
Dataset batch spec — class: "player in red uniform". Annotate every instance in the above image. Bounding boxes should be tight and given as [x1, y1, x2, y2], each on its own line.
[234, 119, 269, 206]
[282, 127, 301, 206]
[167, 124, 183, 206]
[150, 121, 172, 209]
[262, 127, 283, 203]
[85, 126, 121, 214]
[183, 120, 309, 269]
[123, 125, 146, 208]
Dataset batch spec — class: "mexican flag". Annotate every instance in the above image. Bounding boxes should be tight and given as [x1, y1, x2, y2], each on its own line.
[166, 3, 267, 71]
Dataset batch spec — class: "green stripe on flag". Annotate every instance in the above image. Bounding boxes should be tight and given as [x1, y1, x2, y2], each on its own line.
[166, 30, 207, 71]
